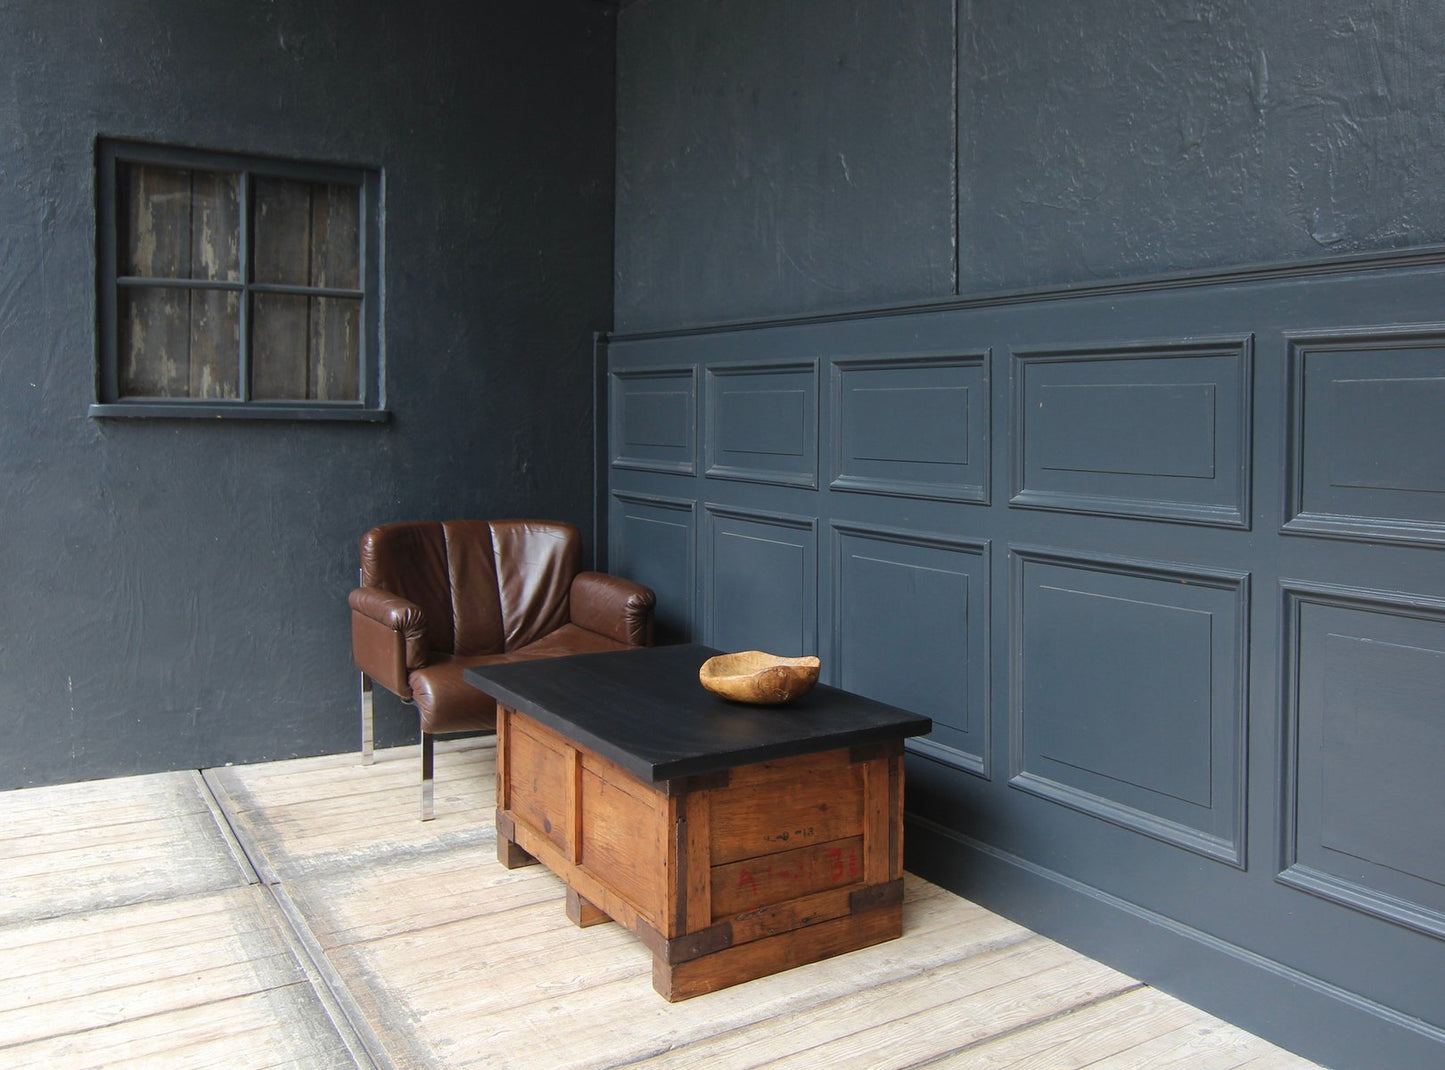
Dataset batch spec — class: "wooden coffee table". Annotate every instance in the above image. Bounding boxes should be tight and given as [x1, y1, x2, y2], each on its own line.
[465, 644, 931, 1000]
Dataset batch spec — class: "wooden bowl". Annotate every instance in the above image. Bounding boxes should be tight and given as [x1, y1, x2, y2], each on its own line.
[699, 651, 821, 705]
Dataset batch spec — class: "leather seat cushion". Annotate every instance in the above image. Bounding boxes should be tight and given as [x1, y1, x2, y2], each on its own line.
[409, 626, 639, 735]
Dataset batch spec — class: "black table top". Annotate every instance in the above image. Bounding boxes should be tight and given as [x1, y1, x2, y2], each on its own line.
[464, 643, 932, 783]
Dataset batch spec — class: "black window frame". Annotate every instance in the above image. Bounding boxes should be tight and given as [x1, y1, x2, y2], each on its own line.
[91, 139, 386, 421]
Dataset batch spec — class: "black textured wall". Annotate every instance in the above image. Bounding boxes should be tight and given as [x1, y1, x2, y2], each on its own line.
[960, 0, 1445, 292]
[616, 0, 1445, 326]
[614, 0, 957, 331]
[0, 0, 616, 788]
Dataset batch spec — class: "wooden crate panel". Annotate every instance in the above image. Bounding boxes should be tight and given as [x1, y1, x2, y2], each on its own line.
[579, 767, 666, 924]
[507, 720, 573, 855]
[711, 836, 866, 920]
[709, 756, 865, 865]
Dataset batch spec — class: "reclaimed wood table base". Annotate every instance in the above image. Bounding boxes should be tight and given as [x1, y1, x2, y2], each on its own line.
[468, 644, 931, 1001]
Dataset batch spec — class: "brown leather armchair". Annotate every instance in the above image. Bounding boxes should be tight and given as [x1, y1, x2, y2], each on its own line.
[349, 519, 655, 819]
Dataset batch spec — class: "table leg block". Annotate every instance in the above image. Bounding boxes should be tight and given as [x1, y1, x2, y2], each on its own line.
[495, 811, 538, 870]
[652, 904, 903, 1002]
[497, 837, 537, 870]
[566, 888, 612, 928]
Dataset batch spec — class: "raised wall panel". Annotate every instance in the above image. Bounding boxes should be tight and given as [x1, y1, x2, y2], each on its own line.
[830, 353, 989, 502]
[1011, 338, 1252, 527]
[1280, 584, 1445, 937]
[606, 262, 1445, 1065]
[608, 492, 696, 644]
[832, 524, 989, 776]
[703, 506, 817, 656]
[1010, 548, 1249, 864]
[705, 362, 819, 488]
[1285, 327, 1445, 546]
[609, 367, 697, 475]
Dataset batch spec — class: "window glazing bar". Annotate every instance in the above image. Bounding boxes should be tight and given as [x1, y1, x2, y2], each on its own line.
[239, 169, 252, 402]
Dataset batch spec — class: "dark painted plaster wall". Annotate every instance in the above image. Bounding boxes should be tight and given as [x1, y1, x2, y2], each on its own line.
[961, 0, 1445, 292]
[616, 0, 1445, 327]
[613, 0, 957, 332]
[0, 0, 616, 788]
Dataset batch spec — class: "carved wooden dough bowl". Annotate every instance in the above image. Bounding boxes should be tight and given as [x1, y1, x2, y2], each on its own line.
[698, 650, 821, 705]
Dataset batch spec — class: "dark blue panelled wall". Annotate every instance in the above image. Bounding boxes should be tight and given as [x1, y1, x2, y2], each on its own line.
[611, 2, 1445, 1066]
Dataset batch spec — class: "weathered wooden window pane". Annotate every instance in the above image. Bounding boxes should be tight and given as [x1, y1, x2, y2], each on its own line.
[188, 289, 241, 398]
[190, 171, 241, 283]
[254, 178, 360, 289]
[253, 294, 359, 401]
[253, 292, 309, 398]
[311, 296, 361, 400]
[101, 142, 373, 412]
[310, 185, 360, 290]
[119, 287, 188, 396]
[118, 163, 239, 281]
[119, 288, 239, 398]
[253, 178, 312, 286]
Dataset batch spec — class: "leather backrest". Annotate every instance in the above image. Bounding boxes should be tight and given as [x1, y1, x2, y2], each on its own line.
[359, 518, 578, 658]
[441, 520, 505, 656]
[489, 520, 581, 651]
[358, 521, 455, 655]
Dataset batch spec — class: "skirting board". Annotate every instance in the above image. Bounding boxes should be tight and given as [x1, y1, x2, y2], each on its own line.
[904, 815, 1445, 1070]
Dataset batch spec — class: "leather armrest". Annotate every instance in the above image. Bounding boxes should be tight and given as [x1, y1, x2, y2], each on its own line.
[348, 586, 430, 696]
[569, 572, 656, 647]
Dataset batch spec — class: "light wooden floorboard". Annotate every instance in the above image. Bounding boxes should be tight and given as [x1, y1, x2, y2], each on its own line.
[0, 771, 244, 926]
[209, 741, 495, 882]
[0, 742, 1325, 1069]
[0, 772, 357, 1069]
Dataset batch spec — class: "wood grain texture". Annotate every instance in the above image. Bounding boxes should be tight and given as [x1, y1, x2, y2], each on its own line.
[0, 770, 354, 1070]
[656, 898, 902, 1001]
[708, 750, 864, 865]
[710, 835, 865, 918]
[0, 771, 247, 926]
[0, 740, 1320, 1070]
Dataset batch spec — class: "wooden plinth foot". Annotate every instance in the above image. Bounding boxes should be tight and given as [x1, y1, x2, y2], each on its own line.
[565, 888, 612, 928]
[497, 836, 537, 870]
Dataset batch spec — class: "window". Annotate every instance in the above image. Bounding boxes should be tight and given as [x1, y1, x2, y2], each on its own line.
[92, 140, 383, 419]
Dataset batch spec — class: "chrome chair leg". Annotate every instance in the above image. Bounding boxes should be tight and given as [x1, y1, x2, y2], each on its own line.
[360, 673, 375, 765]
[420, 730, 435, 821]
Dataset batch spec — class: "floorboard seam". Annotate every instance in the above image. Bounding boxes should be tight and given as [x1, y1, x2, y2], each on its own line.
[601, 929, 1047, 1069]
[905, 981, 1150, 1070]
[198, 766, 397, 1070]
[201, 768, 283, 885]
[192, 769, 262, 886]
[265, 883, 403, 1070]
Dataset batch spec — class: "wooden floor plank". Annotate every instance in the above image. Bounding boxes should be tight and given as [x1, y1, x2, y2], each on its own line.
[1, 810, 231, 875]
[0, 883, 355, 1069]
[0, 887, 296, 1048]
[0, 886, 282, 982]
[0, 743, 1323, 1070]
[392, 893, 1042, 1068]
[211, 745, 496, 882]
[931, 986, 1198, 1068]
[1232, 1050, 1331, 1069]
[0, 770, 209, 825]
[545, 936, 1072, 1070]
[212, 739, 493, 809]
[1079, 1018, 1285, 1069]
[0, 776, 245, 926]
[289, 847, 565, 947]
[0, 985, 356, 1070]
[750, 958, 1141, 1070]
[223, 768, 493, 825]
